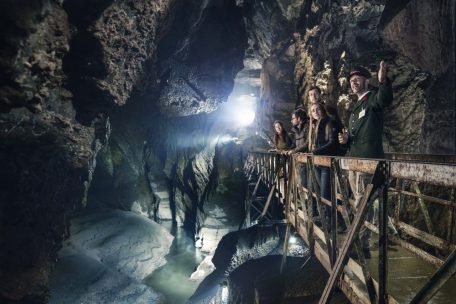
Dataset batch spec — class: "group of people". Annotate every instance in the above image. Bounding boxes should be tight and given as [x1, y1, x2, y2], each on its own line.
[272, 61, 393, 258]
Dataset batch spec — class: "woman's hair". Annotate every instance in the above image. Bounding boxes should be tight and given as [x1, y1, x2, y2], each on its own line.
[274, 120, 287, 147]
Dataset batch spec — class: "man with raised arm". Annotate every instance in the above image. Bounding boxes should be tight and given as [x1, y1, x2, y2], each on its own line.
[338, 61, 393, 258]
[338, 61, 392, 158]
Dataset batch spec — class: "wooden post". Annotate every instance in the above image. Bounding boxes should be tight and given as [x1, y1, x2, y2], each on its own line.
[447, 189, 455, 243]
[246, 176, 262, 228]
[309, 157, 334, 267]
[413, 182, 435, 234]
[281, 223, 291, 274]
[378, 162, 389, 304]
[394, 179, 404, 227]
[330, 158, 338, 266]
[318, 162, 384, 304]
[333, 160, 378, 303]
[260, 168, 280, 219]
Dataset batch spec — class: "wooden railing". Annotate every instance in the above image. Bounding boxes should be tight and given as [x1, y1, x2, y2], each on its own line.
[243, 151, 456, 304]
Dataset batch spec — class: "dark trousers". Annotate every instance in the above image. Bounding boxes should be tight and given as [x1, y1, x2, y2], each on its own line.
[314, 166, 331, 225]
[314, 166, 346, 231]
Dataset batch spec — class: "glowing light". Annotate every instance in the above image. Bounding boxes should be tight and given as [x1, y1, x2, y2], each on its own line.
[218, 135, 238, 144]
[221, 285, 228, 303]
[222, 93, 257, 127]
[289, 236, 297, 244]
[237, 109, 255, 126]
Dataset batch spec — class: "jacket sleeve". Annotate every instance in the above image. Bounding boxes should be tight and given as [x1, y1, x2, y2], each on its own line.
[313, 121, 338, 155]
[293, 125, 308, 153]
[293, 143, 308, 153]
[286, 134, 293, 148]
[370, 77, 393, 110]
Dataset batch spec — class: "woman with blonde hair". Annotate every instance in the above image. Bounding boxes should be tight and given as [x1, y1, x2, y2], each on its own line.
[310, 102, 346, 232]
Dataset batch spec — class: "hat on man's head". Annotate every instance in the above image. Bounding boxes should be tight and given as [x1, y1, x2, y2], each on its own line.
[348, 66, 371, 81]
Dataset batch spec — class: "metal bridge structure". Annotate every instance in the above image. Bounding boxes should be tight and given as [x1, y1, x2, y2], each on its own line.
[243, 151, 456, 304]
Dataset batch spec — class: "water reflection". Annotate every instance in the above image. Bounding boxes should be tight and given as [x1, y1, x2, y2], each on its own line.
[144, 223, 203, 304]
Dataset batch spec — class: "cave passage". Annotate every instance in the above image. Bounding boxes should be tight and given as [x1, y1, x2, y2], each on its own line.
[0, 0, 455, 304]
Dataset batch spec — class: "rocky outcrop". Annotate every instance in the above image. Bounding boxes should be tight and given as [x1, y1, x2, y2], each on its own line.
[156, 0, 247, 116]
[0, 1, 108, 302]
[247, 0, 455, 154]
[187, 225, 280, 303]
[49, 209, 173, 304]
[0, 1, 72, 115]
[63, 0, 177, 122]
[0, 0, 246, 302]
[380, 0, 455, 154]
[0, 108, 108, 302]
[227, 255, 340, 304]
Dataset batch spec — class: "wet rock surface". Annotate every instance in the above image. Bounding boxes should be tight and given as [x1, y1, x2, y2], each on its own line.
[49, 209, 173, 304]
[0, 0, 454, 302]
[0, 107, 108, 302]
[187, 225, 280, 303]
[1, 0, 246, 301]
[228, 255, 336, 304]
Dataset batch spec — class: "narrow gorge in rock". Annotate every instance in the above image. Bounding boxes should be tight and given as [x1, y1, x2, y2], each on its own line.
[1, 1, 455, 304]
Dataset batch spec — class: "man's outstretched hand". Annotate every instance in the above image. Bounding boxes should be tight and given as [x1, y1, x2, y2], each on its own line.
[378, 60, 386, 83]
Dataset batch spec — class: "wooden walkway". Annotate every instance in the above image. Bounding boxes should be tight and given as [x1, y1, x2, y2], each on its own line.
[243, 152, 456, 304]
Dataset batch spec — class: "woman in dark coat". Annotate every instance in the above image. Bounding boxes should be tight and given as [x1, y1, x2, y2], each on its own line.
[310, 102, 346, 232]
[324, 104, 346, 156]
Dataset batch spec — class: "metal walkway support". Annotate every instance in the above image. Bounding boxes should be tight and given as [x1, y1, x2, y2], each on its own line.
[243, 151, 456, 304]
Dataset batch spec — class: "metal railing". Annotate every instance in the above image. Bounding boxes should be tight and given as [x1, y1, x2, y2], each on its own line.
[243, 151, 456, 304]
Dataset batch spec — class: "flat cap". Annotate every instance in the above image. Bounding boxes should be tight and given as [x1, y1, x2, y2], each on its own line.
[348, 66, 371, 80]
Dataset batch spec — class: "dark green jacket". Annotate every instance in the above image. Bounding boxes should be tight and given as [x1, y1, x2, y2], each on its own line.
[347, 78, 393, 158]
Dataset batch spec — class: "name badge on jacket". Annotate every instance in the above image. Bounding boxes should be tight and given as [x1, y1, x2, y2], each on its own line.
[358, 108, 366, 119]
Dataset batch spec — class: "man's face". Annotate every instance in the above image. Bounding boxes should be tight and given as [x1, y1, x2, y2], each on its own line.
[291, 114, 299, 126]
[350, 75, 368, 95]
[308, 89, 320, 104]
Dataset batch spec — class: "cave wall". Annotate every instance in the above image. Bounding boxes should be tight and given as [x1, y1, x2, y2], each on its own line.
[0, 1, 109, 302]
[249, 0, 455, 154]
[1, 0, 454, 302]
[0, 0, 246, 302]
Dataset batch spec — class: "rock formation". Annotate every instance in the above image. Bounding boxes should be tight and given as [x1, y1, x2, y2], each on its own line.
[0, 0, 454, 302]
[251, 0, 455, 154]
[0, 0, 245, 302]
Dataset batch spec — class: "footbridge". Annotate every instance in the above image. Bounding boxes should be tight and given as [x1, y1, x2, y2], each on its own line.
[243, 151, 456, 304]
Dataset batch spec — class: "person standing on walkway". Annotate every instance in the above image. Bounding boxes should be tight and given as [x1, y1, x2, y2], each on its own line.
[310, 102, 339, 229]
[307, 86, 322, 152]
[286, 108, 309, 186]
[273, 120, 293, 152]
[338, 61, 392, 158]
[287, 108, 309, 155]
[338, 60, 393, 257]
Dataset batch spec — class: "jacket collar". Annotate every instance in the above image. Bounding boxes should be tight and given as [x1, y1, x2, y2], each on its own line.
[354, 91, 371, 109]
[357, 90, 371, 102]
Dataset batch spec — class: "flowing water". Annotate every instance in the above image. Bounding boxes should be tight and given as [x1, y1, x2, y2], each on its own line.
[145, 190, 244, 304]
[144, 224, 203, 304]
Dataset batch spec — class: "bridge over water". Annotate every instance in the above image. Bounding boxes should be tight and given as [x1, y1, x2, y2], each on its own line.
[243, 152, 456, 304]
